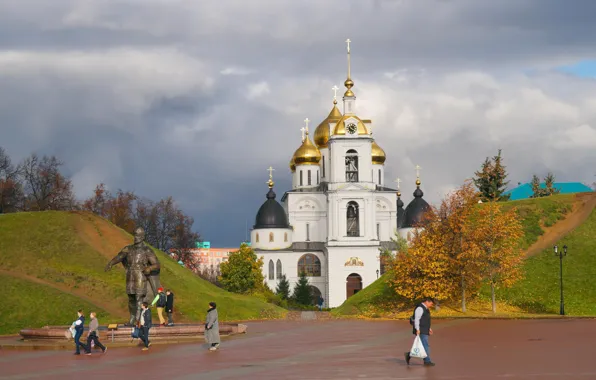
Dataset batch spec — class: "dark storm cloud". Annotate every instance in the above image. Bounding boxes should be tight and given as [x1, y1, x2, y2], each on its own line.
[1, 0, 595, 245]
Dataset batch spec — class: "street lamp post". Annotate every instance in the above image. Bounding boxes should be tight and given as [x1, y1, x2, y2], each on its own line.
[554, 245, 567, 316]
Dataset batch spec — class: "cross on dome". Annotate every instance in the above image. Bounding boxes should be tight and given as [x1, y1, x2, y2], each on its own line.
[394, 177, 402, 190]
[304, 118, 310, 134]
[332, 85, 339, 100]
[415, 165, 422, 187]
[266, 166, 275, 188]
[300, 126, 306, 142]
[344, 38, 355, 97]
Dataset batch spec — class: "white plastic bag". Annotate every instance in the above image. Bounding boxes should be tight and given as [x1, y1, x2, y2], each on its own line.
[69, 322, 76, 338]
[409, 336, 428, 359]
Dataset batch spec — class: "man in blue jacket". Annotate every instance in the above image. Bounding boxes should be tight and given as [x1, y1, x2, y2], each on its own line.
[405, 297, 436, 367]
[73, 310, 89, 355]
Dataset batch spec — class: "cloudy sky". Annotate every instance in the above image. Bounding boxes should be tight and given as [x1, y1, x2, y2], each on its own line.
[1, 0, 596, 246]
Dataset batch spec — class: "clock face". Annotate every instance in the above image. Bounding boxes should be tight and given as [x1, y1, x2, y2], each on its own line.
[347, 123, 357, 135]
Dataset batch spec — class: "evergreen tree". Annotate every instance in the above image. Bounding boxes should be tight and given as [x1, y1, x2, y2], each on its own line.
[473, 149, 510, 201]
[292, 272, 312, 305]
[530, 174, 542, 198]
[275, 274, 291, 300]
[544, 172, 560, 196]
[531, 172, 560, 198]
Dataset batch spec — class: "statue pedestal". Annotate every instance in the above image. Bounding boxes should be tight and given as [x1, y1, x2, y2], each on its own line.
[19, 323, 247, 343]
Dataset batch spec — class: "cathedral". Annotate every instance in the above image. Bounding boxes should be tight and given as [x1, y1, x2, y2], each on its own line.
[250, 40, 431, 308]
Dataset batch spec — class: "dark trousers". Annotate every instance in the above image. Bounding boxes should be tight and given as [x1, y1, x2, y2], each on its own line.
[167, 311, 174, 324]
[139, 326, 150, 347]
[86, 332, 106, 351]
[74, 331, 88, 354]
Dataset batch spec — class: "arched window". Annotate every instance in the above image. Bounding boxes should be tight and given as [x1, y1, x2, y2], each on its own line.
[378, 169, 381, 185]
[256, 233, 259, 243]
[269, 232, 274, 242]
[284, 232, 288, 242]
[297, 254, 321, 277]
[317, 171, 319, 185]
[308, 170, 311, 186]
[347, 201, 360, 237]
[268, 259, 274, 280]
[345, 149, 358, 182]
[276, 259, 282, 279]
[322, 159, 326, 178]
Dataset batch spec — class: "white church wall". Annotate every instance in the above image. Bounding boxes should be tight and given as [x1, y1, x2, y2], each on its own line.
[319, 147, 329, 182]
[326, 192, 380, 244]
[374, 194, 398, 241]
[398, 227, 418, 244]
[372, 164, 384, 187]
[251, 228, 293, 250]
[286, 194, 327, 242]
[258, 250, 328, 307]
[295, 165, 320, 189]
[326, 245, 380, 308]
[327, 137, 373, 184]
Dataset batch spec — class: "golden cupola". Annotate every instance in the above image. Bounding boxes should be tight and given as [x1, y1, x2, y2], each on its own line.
[314, 98, 342, 148]
[289, 156, 296, 172]
[292, 124, 321, 166]
[371, 140, 386, 165]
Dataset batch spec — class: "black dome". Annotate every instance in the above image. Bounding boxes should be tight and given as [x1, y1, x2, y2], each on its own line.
[396, 196, 406, 228]
[403, 187, 431, 228]
[253, 188, 290, 229]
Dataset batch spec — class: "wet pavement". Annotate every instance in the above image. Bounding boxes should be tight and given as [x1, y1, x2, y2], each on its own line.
[0, 319, 595, 379]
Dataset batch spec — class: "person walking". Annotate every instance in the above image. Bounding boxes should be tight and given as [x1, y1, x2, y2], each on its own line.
[405, 297, 436, 367]
[73, 310, 88, 355]
[84, 312, 107, 355]
[139, 302, 152, 351]
[205, 302, 220, 351]
[317, 295, 324, 311]
[151, 287, 167, 326]
[166, 289, 175, 326]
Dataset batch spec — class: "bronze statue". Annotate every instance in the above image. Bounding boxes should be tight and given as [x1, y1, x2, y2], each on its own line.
[105, 227, 161, 326]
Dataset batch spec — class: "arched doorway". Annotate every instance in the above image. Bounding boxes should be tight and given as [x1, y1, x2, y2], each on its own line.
[309, 286, 322, 306]
[346, 273, 362, 299]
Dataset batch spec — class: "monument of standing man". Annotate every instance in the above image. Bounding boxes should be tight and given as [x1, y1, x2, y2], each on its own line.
[105, 227, 161, 326]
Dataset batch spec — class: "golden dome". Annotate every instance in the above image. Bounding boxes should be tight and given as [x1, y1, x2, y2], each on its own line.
[371, 140, 386, 165]
[332, 114, 370, 136]
[314, 102, 342, 148]
[292, 133, 321, 166]
[289, 156, 296, 172]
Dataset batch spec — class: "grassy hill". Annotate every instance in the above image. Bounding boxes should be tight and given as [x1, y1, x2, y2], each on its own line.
[334, 193, 596, 318]
[0, 211, 285, 335]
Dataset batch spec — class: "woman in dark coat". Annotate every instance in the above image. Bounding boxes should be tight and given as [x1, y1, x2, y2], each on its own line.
[205, 301, 220, 351]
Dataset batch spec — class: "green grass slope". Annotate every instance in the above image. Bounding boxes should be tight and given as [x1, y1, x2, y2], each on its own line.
[0, 211, 285, 335]
[500, 194, 574, 250]
[496, 203, 596, 315]
[334, 193, 595, 318]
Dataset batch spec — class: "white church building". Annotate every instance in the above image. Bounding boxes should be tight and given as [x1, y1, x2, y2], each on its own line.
[250, 40, 431, 308]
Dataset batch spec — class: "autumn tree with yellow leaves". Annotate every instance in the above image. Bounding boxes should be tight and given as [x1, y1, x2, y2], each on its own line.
[470, 201, 524, 314]
[389, 209, 459, 302]
[437, 181, 485, 312]
[388, 181, 524, 313]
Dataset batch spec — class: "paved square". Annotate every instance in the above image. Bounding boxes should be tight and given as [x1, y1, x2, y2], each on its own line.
[1, 319, 595, 379]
